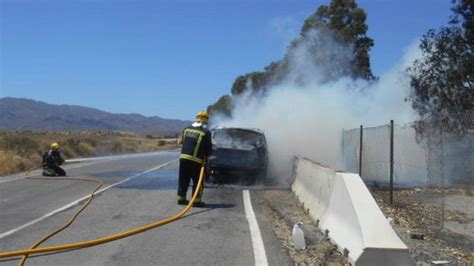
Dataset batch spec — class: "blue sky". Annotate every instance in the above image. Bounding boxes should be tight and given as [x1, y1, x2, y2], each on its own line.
[0, 0, 452, 120]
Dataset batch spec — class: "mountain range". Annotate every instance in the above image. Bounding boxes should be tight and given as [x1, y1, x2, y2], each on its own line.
[0, 97, 191, 136]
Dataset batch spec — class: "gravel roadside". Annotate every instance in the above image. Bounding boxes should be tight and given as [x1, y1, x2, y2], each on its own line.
[260, 190, 349, 265]
[370, 187, 474, 265]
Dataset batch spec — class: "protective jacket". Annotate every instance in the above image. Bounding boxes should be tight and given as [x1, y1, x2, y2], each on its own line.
[42, 150, 64, 168]
[179, 124, 212, 164]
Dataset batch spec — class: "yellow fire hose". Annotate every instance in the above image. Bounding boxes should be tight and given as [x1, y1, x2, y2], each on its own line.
[19, 176, 103, 266]
[0, 162, 206, 260]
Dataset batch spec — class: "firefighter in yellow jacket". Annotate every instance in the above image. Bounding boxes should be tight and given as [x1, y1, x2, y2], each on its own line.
[177, 111, 212, 207]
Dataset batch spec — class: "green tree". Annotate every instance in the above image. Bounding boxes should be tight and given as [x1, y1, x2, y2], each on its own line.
[208, 0, 375, 116]
[231, 71, 270, 95]
[302, 0, 375, 80]
[207, 95, 233, 117]
[407, 0, 473, 137]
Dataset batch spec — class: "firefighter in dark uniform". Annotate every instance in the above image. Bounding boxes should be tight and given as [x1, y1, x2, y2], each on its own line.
[177, 111, 212, 207]
[42, 142, 66, 176]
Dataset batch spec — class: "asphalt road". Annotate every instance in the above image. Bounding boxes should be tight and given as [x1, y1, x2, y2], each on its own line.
[0, 150, 290, 265]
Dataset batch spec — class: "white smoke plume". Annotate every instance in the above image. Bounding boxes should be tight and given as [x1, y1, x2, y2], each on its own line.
[212, 30, 420, 184]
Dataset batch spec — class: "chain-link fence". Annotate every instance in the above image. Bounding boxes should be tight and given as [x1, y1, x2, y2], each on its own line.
[342, 123, 473, 187]
[342, 122, 474, 263]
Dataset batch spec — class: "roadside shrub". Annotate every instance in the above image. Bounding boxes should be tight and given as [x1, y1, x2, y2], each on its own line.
[0, 135, 39, 155]
[111, 141, 123, 153]
[83, 138, 97, 146]
[66, 138, 79, 146]
[0, 151, 40, 175]
[75, 142, 95, 156]
[60, 146, 75, 158]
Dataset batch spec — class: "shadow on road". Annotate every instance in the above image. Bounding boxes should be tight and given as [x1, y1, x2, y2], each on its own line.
[200, 203, 235, 209]
[182, 203, 236, 219]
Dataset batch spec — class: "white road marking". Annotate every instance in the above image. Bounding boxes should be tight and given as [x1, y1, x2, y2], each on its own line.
[0, 161, 102, 185]
[65, 150, 178, 163]
[243, 190, 269, 266]
[0, 159, 178, 239]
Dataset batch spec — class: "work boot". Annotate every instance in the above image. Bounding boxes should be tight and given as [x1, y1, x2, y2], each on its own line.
[193, 201, 206, 208]
[42, 168, 56, 177]
[177, 195, 189, 205]
[177, 199, 189, 205]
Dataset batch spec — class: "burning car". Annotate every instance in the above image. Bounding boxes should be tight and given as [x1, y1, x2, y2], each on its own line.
[208, 127, 268, 184]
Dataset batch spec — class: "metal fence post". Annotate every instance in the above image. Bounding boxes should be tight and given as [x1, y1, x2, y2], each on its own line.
[359, 125, 363, 177]
[390, 120, 394, 205]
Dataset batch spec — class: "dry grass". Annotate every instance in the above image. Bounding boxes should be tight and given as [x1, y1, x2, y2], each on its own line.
[0, 131, 180, 176]
[0, 150, 42, 175]
[371, 188, 474, 263]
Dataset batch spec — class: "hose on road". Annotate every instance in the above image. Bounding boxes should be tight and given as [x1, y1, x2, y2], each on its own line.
[19, 176, 103, 266]
[0, 162, 206, 260]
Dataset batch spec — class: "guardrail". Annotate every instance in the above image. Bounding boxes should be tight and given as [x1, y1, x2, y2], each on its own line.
[291, 156, 414, 266]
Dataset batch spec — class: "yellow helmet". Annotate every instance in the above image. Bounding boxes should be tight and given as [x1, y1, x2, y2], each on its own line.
[195, 111, 209, 123]
[51, 142, 60, 151]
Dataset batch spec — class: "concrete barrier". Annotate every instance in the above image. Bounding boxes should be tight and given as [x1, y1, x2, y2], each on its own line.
[291, 157, 414, 266]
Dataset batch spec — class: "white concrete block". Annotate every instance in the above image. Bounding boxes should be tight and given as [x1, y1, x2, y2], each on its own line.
[291, 157, 414, 266]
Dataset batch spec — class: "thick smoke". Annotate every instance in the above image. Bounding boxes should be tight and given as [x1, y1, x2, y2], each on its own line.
[212, 30, 420, 184]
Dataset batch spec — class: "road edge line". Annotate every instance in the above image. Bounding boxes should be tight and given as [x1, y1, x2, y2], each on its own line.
[243, 190, 269, 266]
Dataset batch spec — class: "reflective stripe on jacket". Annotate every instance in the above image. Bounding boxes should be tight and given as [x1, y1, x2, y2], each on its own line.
[179, 126, 212, 164]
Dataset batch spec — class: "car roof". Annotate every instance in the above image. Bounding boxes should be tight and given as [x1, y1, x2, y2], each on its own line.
[211, 126, 265, 135]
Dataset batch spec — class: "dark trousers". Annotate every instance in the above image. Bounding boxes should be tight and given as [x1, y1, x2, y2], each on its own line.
[177, 159, 203, 199]
[46, 165, 66, 176]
